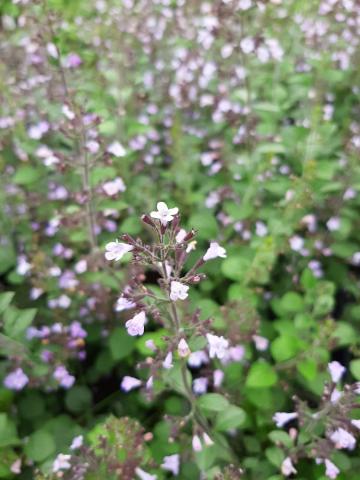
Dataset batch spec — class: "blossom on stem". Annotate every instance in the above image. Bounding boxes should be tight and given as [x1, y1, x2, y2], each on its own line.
[103, 177, 126, 196]
[150, 201, 178, 225]
[329, 427, 356, 450]
[107, 141, 126, 157]
[121, 376, 142, 392]
[203, 432, 214, 446]
[53, 454, 71, 473]
[328, 361, 346, 383]
[161, 454, 180, 476]
[281, 457, 297, 476]
[163, 352, 173, 369]
[125, 311, 146, 336]
[3, 368, 29, 391]
[325, 459, 340, 479]
[203, 242, 227, 261]
[170, 281, 189, 301]
[273, 412, 298, 428]
[115, 296, 136, 312]
[105, 241, 133, 261]
[135, 467, 157, 480]
[206, 333, 229, 359]
[70, 435, 83, 450]
[192, 435, 202, 452]
[178, 339, 191, 358]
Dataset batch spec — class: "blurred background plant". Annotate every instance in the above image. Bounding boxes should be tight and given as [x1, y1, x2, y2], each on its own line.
[0, 0, 360, 478]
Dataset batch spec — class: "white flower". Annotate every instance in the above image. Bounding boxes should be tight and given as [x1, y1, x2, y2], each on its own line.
[135, 467, 157, 480]
[170, 281, 189, 301]
[121, 376, 142, 392]
[325, 459, 340, 479]
[178, 339, 191, 358]
[176, 229, 187, 243]
[351, 419, 360, 429]
[328, 361, 346, 383]
[193, 377, 208, 395]
[115, 296, 136, 312]
[62, 104, 75, 120]
[330, 389, 342, 404]
[161, 454, 180, 476]
[206, 333, 229, 359]
[289, 235, 304, 252]
[203, 242, 227, 261]
[240, 37, 255, 54]
[202, 432, 214, 446]
[329, 428, 356, 450]
[53, 454, 71, 473]
[188, 351, 209, 368]
[273, 412, 298, 428]
[326, 217, 341, 231]
[150, 201, 179, 225]
[281, 457, 297, 476]
[105, 241, 133, 261]
[252, 334, 269, 351]
[70, 435, 83, 450]
[103, 177, 126, 196]
[192, 435, 202, 452]
[107, 141, 126, 157]
[125, 311, 146, 336]
[163, 352, 173, 369]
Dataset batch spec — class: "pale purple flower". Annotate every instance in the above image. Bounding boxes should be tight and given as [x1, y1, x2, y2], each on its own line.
[65, 52, 82, 68]
[329, 427, 356, 450]
[289, 236, 304, 252]
[4, 368, 29, 391]
[330, 389, 342, 404]
[273, 412, 298, 428]
[69, 321, 87, 339]
[121, 376, 142, 392]
[326, 217, 341, 232]
[281, 457, 297, 476]
[202, 432, 214, 446]
[255, 221, 268, 237]
[145, 339, 156, 352]
[192, 434, 202, 452]
[75, 259, 87, 274]
[328, 361, 346, 383]
[163, 352, 173, 369]
[178, 339, 191, 358]
[105, 241, 133, 261]
[103, 177, 126, 196]
[125, 311, 146, 336]
[325, 459, 340, 479]
[206, 333, 229, 359]
[53, 366, 75, 389]
[52, 454, 71, 473]
[188, 351, 209, 368]
[150, 202, 179, 225]
[16, 255, 31, 275]
[203, 242, 227, 261]
[62, 104, 75, 120]
[161, 454, 180, 476]
[175, 229, 187, 243]
[30, 287, 43, 300]
[170, 281, 189, 301]
[193, 377, 208, 395]
[229, 345, 245, 362]
[115, 296, 136, 312]
[213, 369, 224, 388]
[10, 459, 21, 474]
[107, 141, 126, 157]
[135, 467, 157, 480]
[351, 419, 360, 429]
[240, 37, 255, 54]
[70, 435, 83, 450]
[253, 335, 269, 351]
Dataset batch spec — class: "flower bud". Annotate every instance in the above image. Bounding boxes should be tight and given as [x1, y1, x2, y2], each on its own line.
[141, 214, 156, 228]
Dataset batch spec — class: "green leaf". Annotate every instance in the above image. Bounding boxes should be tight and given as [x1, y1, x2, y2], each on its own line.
[246, 361, 278, 388]
[350, 359, 360, 380]
[197, 393, 229, 414]
[4, 307, 36, 339]
[279, 292, 304, 314]
[188, 212, 218, 240]
[221, 255, 252, 282]
[271, 335, 300, 362]
[13, 165, 42, 185]
[65, 386, 92, 414]
[108, 328, 136, 361]
[268, 430, 293, 448]
[0, 414, 19, 448]
[24, 430, 56, 462]
[164, 363, 192, 397]
[265, 446, 285, 467]
[297, 359, 317, 381]
[0, 292, 14, 315]
[215, 405, 246, 431]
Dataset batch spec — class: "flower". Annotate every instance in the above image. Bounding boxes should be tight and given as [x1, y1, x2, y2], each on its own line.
[193, 377, 208, 395]
[325, 459, 340, 479]
[206, 333, 229, 359]
[115, 296, 136, 312]
[161, 454, 180, 476]
[214, 369, 224, 387]
[3, 368, 29, 391]
[121, 376, 142, 392]
[351, 419, 360, 429]
[53, 454, 71, 473]
[188, 351, 209, 368]
[252, 334, 269, 351]
[203, 242, 227, 261]
[192, 435, 202, 452]
[103, 177, 126, 196]
[328, 361, 346, 383]
[329, 428, 356, 450]
[135, 467, 157, 480]
[125, 311, 146, 336]
[203, 432, 214, 446]
[105, 240, 133, 261]
[170, 281, 189, 301]
[53, 366, 75, 389]
[163, 352, 173, 369]
[281, 457, 297, 476]
[273, 412, 298, 428]
[107, 141, 126, 157]
[150, 201, 179, 225]
[178, 338, 191, 357]
[70, 435, 83, 450]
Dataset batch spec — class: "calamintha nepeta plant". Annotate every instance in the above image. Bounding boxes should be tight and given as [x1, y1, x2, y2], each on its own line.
[104, 201, 237, 477]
